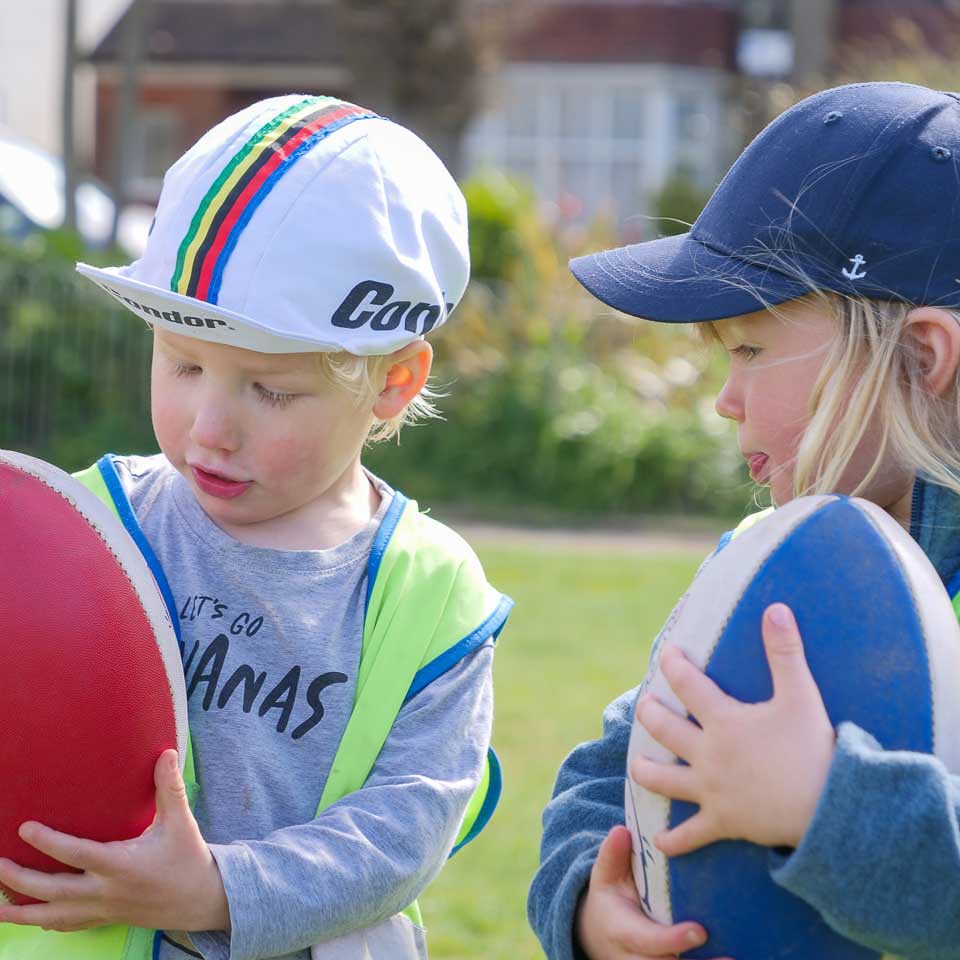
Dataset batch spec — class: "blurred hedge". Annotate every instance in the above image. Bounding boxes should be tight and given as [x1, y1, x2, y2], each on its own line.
[0, 175, 751, 519]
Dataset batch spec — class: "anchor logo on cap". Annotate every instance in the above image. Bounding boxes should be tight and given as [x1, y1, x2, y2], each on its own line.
[842, 254, 867, 280]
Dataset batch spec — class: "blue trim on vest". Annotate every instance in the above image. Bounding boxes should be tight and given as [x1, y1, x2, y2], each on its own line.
[449, 746, 503, 859]
[946, 568, 960, 600]
[159, 932, 201, 957]
[365, 491, 409, 615]
[363, 490, 512, 854]
[97, 454, 183, 652]
[403, 593, 514, 705]
[715, 529, 734, 554]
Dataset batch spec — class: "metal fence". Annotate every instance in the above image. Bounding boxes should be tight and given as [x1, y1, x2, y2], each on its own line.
[0, 249, 156, 470]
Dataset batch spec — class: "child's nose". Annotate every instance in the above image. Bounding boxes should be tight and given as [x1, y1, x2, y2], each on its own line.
[189, 399, 241, 453]
[714, 374, 744, 422]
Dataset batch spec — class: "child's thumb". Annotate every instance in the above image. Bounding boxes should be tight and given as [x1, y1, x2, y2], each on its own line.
[590, 825, 634, 888]
[154, 748, 189, 820]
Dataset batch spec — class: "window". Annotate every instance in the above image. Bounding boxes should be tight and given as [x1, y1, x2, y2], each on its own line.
[127, 108, 182, 197]
[672, 93, 712, 188]
[559, 86, 592, 141]
[490, 72, 651, 225]
[612, 88, 645, 142]
[464, 65, 725, 232]
[505, 85, 541, 139]
[673, 95, 707, 144]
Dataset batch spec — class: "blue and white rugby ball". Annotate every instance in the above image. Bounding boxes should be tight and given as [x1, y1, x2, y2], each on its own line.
[626, 494, 960, 960]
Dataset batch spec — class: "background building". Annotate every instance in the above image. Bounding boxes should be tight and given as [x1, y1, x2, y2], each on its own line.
[4, 0, 960, 236]
[463, 1, 739, 233]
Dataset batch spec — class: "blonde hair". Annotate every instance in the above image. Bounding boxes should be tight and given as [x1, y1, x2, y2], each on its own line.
[796, 294, 960, 500]
[315, 350, 441, 443]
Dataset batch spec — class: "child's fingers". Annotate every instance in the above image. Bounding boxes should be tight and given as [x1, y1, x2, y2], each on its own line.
[654, 811, 715, 858]
[0, 858, 88, 904]
[16, 823, 108, 874]
[617, 916, 708, 956]
[762, 604, 818, 703]
[635, 696, 700, 763]
[590, 825, 635, 889]
[629, 754, 699, 804]
[0, 897, 95, 932]
[658, 646, 727, 722]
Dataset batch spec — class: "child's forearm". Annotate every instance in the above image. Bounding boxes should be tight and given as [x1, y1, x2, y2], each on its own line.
[773, 722, 960, 959]
[184, 854, 231, 933]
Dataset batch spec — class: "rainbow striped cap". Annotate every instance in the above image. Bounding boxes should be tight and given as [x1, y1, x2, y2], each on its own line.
[76, 95, 470, 355]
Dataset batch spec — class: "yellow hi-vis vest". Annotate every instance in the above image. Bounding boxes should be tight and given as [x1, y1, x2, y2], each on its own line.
[0, 454, 511, 960]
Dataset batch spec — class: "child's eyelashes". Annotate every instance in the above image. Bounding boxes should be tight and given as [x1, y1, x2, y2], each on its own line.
[731, 344, 762, 360]
[169, 361, 297, 408]
[254, 384, 297, 408]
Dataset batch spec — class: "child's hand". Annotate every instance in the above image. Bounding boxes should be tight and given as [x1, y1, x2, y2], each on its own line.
[576, 825, 732, 960]
[0, 750, 230, 934]
[631, 603, 835, 853]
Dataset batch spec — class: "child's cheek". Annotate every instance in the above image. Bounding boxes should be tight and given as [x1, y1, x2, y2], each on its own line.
[259, 434, 317, 481]
[265, 440, 299, 473]
[151, 394, 185, 464]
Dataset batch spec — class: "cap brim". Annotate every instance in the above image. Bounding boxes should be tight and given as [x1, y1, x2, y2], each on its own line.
[569, 232, 811, 323]
[76, 263, 343, 354]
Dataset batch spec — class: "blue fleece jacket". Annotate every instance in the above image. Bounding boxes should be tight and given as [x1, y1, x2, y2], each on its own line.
[528, 477, 960, 960]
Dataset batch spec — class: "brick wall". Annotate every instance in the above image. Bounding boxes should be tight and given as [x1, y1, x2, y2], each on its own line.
[508, 2, 737, 69]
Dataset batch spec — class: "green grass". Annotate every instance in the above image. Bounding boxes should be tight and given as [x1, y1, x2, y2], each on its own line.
[419, 542, 707, 959]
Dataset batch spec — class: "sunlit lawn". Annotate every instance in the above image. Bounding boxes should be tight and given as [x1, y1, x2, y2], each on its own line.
[420, 541, 708, 960]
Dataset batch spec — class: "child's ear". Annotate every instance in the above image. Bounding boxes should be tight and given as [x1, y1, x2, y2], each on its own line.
[373, 340, 434, 420]
[904, 307, 960, 396]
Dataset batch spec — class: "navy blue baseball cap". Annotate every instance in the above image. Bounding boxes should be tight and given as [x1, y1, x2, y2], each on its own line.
[571, 82, 960, 322]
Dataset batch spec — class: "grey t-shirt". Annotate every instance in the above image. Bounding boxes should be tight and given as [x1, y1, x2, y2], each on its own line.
[114, 455, 495, 960]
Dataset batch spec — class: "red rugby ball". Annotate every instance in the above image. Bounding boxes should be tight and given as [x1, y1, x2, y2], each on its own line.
[0, 451, 187, 904]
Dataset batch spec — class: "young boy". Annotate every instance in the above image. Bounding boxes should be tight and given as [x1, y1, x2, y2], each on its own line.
[0, 95, 511, 960]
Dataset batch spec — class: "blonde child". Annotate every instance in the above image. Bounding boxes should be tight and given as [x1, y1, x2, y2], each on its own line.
[529, 81, 960, 960]
[0, 95, 511, 960]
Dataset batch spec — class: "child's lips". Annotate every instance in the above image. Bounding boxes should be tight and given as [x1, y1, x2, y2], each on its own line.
[747, 453, 769, 482]
[191, 465, 252, 500]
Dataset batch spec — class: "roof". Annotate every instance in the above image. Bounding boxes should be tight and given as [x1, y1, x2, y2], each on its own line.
[90, 0, 737, 70]
[507, 2, 738, 68]
[88, 0, 342, 65]
[93, 0, 956, 75]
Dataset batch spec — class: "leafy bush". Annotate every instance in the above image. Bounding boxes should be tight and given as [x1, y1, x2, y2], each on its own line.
[650, 170, 710, 237]
[366, 342, 748, 517]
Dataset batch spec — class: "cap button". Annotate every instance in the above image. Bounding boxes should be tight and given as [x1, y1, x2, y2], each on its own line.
[931, 145, 953, 162]
[824, 111, 843, 125]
